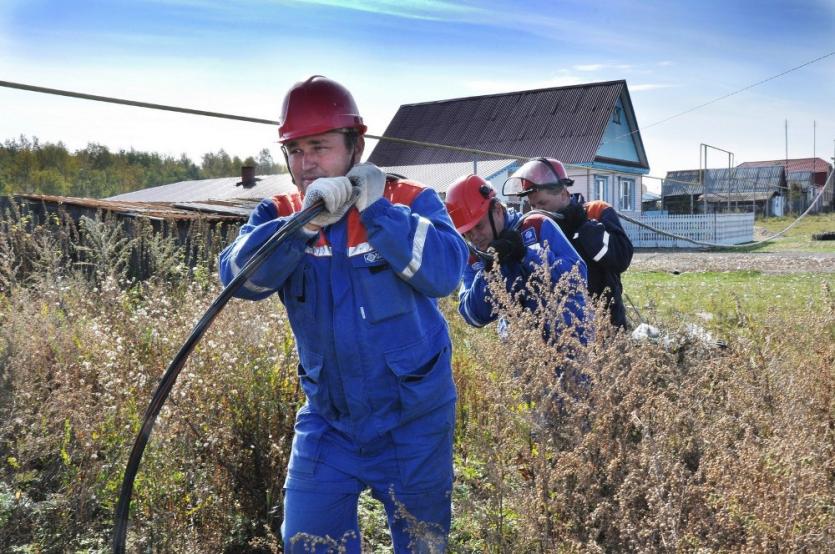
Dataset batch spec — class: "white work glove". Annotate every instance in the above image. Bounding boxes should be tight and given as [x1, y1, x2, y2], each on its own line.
[302, 176, 356, 228]
[347, 163, 386, 212]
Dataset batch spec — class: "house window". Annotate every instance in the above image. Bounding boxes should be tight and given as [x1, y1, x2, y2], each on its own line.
[618, 177, 634, 211]
[594, 175, 608, 202]
[613, 106, 622, 124]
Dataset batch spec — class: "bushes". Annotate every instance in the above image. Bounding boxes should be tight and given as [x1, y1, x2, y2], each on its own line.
[447, 264, 835, 552]
[1, 212, 833, 552]
[0, 273, 304, 552]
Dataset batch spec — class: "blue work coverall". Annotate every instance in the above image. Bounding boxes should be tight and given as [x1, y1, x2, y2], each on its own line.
[219, 177, 468, 553]
[458, 208, 588, 339]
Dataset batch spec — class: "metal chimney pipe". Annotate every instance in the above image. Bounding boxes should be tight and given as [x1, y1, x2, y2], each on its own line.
[237, 166, 258, 188]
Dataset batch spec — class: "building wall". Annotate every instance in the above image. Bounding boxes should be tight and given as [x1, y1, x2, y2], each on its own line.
[595, 96, 641, 163]
[569, 170, 642, 213]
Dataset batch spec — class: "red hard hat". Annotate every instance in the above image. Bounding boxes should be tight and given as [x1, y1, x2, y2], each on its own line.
[278, 76, 367, 143]
[502, 157, 573, 197]
[445, 174, 496, 234]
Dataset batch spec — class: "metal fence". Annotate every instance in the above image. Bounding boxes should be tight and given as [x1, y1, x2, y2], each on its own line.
[620, 212, 755, 248]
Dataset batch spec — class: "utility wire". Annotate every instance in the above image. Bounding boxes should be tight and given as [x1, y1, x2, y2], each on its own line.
[0, 79, 281, 125]
[602, 50, 835, 145]
[619, 168, 833, 248]
[0, 79, 530, 159]
[1, 78, 829, 248]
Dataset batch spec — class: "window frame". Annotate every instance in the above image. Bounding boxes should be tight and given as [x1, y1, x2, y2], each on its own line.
[618, 177, 635, 211]
[593, 174, 608, 202]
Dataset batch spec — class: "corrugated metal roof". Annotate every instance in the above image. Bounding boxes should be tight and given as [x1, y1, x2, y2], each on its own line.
[12, 194, 252, 221]
[107, 173, 296, 203]
[369, 80, 648, 169]
[738, 157, 832, 174]
[701, 191, 776, 203]
[381, 159, 518, 194]
[661, 169, 702, 196]
[662, 166, 785, 196]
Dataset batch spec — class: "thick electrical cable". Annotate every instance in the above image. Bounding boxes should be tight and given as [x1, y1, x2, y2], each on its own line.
[112, 200, 324, 554]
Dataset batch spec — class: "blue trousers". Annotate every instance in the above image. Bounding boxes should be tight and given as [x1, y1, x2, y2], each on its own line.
[281, 402, 455, 553]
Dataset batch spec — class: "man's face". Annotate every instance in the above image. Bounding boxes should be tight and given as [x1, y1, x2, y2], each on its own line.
[527, 187, 570, 212]
[464, 202, 505, 251]
[284, 131, 363, 194]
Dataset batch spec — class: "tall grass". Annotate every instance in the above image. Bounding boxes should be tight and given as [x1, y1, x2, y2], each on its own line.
[1, 209, 833, 552]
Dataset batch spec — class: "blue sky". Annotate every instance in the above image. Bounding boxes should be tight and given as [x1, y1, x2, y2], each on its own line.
[1, 0, 834, 191]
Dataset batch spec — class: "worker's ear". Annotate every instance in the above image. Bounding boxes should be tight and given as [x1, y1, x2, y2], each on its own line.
[352, 135, 365, 165]
[493, 200, 505, 223]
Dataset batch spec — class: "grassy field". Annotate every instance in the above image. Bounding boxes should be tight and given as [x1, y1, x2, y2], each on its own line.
[623, 271, 834, 328]
[626, 212, 835, 332]
[738, 211, 835, 252]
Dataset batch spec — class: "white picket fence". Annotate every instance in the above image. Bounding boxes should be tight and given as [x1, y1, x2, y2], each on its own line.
[620, 212, 755, 248]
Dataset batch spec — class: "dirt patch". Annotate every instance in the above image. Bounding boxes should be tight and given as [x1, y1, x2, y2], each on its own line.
[631, 251, 835, 274]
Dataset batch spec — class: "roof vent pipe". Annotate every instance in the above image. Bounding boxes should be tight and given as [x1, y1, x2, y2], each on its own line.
[236, 166, 260, 188]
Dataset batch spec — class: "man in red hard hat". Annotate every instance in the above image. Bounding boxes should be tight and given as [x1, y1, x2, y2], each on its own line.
[503, 158, 634, 328]
[219, 76, 468, 552]
[445, 174, 587, 339]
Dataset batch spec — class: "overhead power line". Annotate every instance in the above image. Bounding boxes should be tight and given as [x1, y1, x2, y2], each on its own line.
[603, 50, 835, 145]
[1, 77, 830, 248]
[0, 79, 281, 126]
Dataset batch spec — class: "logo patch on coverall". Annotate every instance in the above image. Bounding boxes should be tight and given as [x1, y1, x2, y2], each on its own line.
[521, 227, 537, 246]
[364, 250, 383, 264]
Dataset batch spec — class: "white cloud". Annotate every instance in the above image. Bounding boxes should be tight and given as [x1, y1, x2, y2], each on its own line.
[464, 74, 585, 95]
[631, 83, 676, 92]
[283, 0, 486, 21]
[574, 62, 633, 72]
[574, 64, 605, 72]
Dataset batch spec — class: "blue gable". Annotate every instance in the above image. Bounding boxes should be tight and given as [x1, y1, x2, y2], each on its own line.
[595, 95, 641, 164]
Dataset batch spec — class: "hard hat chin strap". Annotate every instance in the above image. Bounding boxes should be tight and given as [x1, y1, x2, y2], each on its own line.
[487, 199, 502, 240]
[280, 146, 293, 186]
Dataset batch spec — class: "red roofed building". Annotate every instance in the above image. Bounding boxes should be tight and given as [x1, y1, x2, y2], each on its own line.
[738, 157, 833, 213]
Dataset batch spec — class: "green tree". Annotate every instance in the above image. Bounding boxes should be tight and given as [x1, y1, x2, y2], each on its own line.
[0, 136, 282, 197]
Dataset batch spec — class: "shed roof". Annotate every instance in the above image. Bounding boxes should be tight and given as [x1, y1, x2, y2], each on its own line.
[701, 191, 777, 203]
[738, 157, 832, 174]
[368, 80, 648, 169]
[380, 159, 518, 195]
[11, 194, 256, 222]
[662, 166, 785, 196]
[108, 173, 296, 203]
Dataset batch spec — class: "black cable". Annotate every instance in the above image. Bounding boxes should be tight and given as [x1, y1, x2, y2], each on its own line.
[112, 200, 324, 553]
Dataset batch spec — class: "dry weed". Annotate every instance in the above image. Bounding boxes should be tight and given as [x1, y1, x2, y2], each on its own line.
[1, 214, 833, 552]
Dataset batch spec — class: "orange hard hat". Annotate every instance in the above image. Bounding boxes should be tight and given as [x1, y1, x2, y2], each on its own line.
[445, 174, 496, 234]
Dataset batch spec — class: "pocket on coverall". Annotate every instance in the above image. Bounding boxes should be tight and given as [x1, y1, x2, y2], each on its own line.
[351, 255, 416, 323]
[384, 328, 453, 423]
